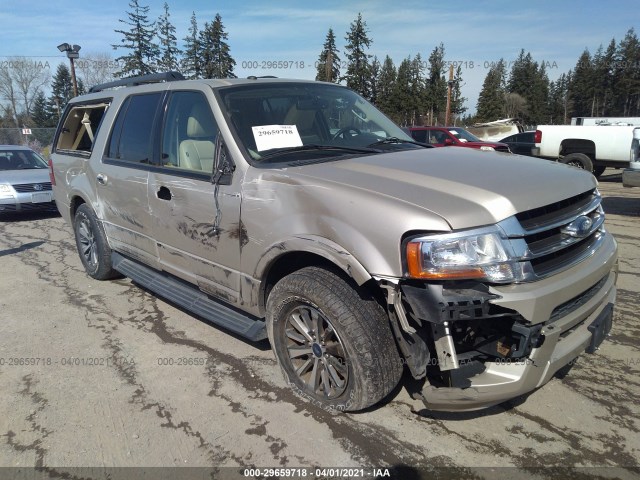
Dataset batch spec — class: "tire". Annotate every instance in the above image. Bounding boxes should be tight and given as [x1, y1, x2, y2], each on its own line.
[266, 267, 402, 412]
[560, 153, 593, 172]
[593, 165, 606, 178]
[73, 204, 119, 280]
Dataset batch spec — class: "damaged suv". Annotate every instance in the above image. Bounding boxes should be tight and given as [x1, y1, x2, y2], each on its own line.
[50, 73, 617, 412]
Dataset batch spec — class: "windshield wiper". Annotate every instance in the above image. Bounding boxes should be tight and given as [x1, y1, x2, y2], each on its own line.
[367, 137, 433, 148]
[259, 144, 379, 161]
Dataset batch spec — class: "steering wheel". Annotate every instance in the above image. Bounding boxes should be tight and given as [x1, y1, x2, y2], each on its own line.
[332, 127, 361, 140]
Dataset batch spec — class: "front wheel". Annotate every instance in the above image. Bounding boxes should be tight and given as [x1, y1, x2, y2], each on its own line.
[73, 204, 119, 280]
[266, 267, 402, 412]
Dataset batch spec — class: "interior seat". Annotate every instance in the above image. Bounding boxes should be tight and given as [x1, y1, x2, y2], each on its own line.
[179, 103, 216, 172]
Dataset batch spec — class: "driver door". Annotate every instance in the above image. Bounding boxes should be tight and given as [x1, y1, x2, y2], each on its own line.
[147, 89, 244, 306]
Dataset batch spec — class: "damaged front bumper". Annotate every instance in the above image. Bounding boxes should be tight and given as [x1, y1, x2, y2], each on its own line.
[397, 232, 618, 412]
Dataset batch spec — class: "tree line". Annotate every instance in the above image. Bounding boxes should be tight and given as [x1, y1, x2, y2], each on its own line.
[1, 1, 638, 142]
[474, 28, 640, 125]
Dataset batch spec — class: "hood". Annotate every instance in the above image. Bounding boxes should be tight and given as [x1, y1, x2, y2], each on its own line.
[284, 147, 596, 230]
[1, 168, 50, 185]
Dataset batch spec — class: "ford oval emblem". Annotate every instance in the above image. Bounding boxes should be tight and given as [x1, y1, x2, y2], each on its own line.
[562, 215, 593, 238]
[34, 184, 43, 191]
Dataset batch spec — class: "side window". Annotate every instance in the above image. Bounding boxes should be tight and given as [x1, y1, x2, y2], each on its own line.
[411, 130, 427, 143]
[107, 93, 162, 163]
[161, 91, 219, 173]
[56, 102, 110, 154]
[433, 131, 448, 143]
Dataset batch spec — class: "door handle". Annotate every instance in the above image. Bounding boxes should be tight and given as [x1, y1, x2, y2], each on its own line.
[96, 173, 107, 185]
[157, 186, 172, 201]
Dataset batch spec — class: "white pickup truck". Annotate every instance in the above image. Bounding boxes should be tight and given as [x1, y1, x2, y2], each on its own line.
[534, 125, 639, 177]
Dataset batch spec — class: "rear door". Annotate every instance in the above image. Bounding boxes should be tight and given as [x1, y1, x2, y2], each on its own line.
[147, 89, 244, 306]
[97, 92, 164, 268]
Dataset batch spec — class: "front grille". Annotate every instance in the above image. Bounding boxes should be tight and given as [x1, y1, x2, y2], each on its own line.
[500, 188, 606, 281]
[12, 182, 52, 193]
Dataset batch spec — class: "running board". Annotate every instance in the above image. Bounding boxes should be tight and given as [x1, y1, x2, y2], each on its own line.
[111, 252, 267, 341]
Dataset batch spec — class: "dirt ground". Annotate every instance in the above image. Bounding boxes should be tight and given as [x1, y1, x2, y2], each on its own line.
[0, 170, 638, 480]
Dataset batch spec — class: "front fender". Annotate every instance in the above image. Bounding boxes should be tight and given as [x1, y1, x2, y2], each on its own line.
[254, 234, 372, 286]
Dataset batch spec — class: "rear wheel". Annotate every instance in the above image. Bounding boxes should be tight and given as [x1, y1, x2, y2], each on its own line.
[73, 204, 118, 280]
[266, 267, 402, 412]
[560, 153, 593, 172]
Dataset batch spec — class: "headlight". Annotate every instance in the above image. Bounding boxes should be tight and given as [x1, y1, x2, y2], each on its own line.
[480, 146, 495, 151]
[405, 227, 518, 283]
[0, 184, 14, 197]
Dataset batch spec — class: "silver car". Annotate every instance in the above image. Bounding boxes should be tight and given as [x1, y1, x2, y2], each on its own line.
[0, 145, 58, 214]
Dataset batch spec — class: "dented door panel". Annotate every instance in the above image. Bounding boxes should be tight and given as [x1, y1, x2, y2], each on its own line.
[148, 173, 244, 306]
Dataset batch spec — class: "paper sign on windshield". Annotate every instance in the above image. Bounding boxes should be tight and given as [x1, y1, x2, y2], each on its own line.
[252, 125, 303, 151]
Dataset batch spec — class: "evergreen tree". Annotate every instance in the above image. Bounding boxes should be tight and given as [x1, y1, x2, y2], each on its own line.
[450, 65, 467, 124]
[612, 28, 640, 116]
[410, 54, 427, 125]
[181, 12, 201, 79]
[31, 91, 54, 127]
[315, 28, 341, 83]
[425, 43, 447, 124]
[548, 72, 571, 124]
[369, 56, 381, 105]
[47, 63, 74, 121]
[343, 13, 373, 99]
[568, 49, 594, 117]
[393, 57, 413, 126]
[507, 50, 549, 124]
[376, 56, 397, 120]
[476, 59, 506, 122]
[157, 2, 181, 72]
[112, 0, 160, 77]
[200, 14, 236, 79]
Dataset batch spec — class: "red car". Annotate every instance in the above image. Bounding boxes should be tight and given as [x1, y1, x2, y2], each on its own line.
[407, 126, 511, 152]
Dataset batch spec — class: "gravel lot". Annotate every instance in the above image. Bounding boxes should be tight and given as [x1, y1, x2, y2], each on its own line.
[0, 170, 638, 480]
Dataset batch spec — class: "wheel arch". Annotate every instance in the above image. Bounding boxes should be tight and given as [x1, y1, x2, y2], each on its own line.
[560, 139, 596, 160]
[256, 236, 376, 313]
[69, 194, 88, 219]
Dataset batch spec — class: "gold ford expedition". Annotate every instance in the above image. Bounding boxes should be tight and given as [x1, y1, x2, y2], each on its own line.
[50, 73, 618, 412]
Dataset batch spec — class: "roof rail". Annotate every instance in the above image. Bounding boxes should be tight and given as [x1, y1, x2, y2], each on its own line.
[89, 71, 185, 93]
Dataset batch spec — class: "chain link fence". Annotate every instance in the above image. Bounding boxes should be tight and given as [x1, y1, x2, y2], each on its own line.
[0, 128, 57, 157]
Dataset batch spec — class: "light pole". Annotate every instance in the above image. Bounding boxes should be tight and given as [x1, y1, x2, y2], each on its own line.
[57, 43, 81, 97]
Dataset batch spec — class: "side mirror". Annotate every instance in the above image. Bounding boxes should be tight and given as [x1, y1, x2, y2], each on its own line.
[444, 138, 455, 146]
[212, 135, 235, 186]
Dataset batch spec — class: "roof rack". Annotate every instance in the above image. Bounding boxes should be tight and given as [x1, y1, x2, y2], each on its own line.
[89, 71, 185, 93]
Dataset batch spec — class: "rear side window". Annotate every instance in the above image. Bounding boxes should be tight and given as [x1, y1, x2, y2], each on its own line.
[56, 102, 110, 154]
[107, 93, 162, 163]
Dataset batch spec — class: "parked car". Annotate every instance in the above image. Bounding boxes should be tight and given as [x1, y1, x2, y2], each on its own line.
[0, 145, 58, 214]
[51, 73, 617, 413]
[499, 131, 538, 156]
[407, 126, 511, 152]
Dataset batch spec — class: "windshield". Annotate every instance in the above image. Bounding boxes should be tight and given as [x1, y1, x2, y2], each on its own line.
[448, 128, 482, 143]
[0, 149, 48, 171]
[218, 82, 419, 164]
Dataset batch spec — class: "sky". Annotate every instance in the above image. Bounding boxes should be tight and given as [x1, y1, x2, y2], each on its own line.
[0, 0, 636, 114]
